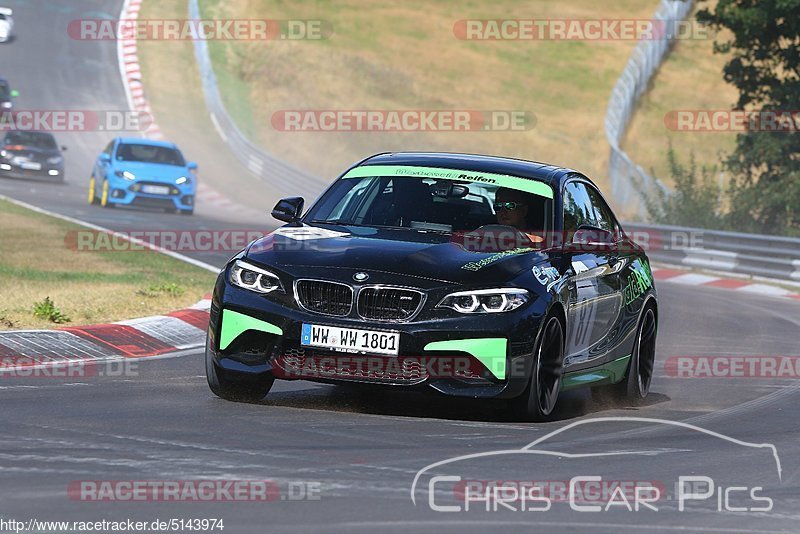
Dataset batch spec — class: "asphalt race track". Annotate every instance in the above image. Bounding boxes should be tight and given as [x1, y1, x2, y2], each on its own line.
[0, 1, 799, 531]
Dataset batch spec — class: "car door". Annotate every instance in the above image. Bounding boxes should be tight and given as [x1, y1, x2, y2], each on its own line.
[96, 140, 115, 182]
[561, 179, 623, 370]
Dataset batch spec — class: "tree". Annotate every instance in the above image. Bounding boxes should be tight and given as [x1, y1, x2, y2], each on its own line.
[697, 0, 800, 236]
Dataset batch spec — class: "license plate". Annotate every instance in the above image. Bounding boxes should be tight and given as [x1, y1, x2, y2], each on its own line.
[301, 324, 399, 355]
[141, 184, 170, 195]
[20, 162, 41, 170]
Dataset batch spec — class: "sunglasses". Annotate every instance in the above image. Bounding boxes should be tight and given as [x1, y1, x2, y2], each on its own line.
[493, 201, 526, 211]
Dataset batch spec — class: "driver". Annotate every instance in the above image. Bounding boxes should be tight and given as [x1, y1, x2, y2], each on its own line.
[494, 187, 544, 244]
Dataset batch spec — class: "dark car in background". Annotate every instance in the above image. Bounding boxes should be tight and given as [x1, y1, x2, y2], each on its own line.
[0, 130, 65, 182]
[0, 76, 18, 109]
[205, 152, 659, 421]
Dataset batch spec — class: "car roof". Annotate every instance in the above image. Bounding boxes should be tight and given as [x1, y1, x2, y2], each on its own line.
[4, 130, 55, 139]
[117, 136, 177, 149]
[358, 151, 588, 191]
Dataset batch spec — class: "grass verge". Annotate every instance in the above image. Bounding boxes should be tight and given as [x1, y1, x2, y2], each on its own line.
[623, 4, 738, 187]
[0, 198, 215, 330]
[195, 0, 659, 193]
[135, 0, 283, 211]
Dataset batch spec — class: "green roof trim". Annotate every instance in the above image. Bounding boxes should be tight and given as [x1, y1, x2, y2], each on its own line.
[343, 165, 553, 199]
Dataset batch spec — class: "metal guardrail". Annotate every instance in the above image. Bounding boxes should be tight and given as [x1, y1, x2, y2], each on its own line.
[624, 222, 800, 282]
[188, 0, 329, 202]
[605, 0, 694, 217]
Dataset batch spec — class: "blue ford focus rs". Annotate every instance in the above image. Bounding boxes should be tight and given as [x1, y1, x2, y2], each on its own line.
[88, 137, 197, 215]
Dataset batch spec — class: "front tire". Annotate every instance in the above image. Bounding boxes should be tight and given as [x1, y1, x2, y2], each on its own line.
[100, 179, 114, 208]
[205, 337, 274, 402]
[510, 314, 564, 421]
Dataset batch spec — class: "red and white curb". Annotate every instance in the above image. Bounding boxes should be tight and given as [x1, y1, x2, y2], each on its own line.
[116, 0, 264, 218]
[0, 297, 210, 370]
[653, 266, 800, 301]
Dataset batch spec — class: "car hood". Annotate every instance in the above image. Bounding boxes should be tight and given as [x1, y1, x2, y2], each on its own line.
[244, 224, 550, 285]
[115, 161, 188, 182]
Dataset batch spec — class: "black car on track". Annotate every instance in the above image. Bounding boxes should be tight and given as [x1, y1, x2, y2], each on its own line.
[0, 130, 65, 182]
[206, 152, 658, 420]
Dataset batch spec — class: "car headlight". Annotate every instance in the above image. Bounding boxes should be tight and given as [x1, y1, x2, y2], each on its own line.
[47, 156, 63, 165]
[1, 102, 11, 109]
[176, 176, 190, 185]
[114, 170, 136, 180]
[437, 288, 529, 314]
[229, 259, 283, 294]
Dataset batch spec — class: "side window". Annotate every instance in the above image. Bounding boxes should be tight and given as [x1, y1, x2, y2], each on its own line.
[103, 141, 114, 156]
[563, 182, 597, 232]
[585, 186, 618, 234]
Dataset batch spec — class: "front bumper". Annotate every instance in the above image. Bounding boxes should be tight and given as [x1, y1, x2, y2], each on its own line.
[0, 163, 63, 181]
[207, 276, 548, 399]
[105, 180, 195, 210]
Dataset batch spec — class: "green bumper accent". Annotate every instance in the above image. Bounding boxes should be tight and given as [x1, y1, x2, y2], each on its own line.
[219, 309, 283, 351]
[562, 354, 631, 391]
[424, 338, 508, 380]
[343, 165, 554, 199]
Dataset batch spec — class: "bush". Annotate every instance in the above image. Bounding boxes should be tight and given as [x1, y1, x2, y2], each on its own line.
[644, 146, 725, 229]
[32, 297, 71, 324]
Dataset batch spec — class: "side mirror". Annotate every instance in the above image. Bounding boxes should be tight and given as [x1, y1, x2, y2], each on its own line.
[271, 196, 304, 223]
[99, 153, 111, 163]
[187, 161, 198, 171]
[10, 90, 18, 98]
[61, 145, 67, 151]
[568, 226, 616, 252]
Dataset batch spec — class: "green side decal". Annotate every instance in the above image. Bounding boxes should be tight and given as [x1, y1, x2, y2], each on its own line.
[220, 309, 283, 351]
[462, 247, 536, 271]
[424, 338, 508, 380]
[561, 354, 631, 391]
[623, 259, 654, 306]
[343, 165, 554, 199]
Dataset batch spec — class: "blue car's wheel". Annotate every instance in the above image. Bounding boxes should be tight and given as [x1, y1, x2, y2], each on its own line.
[87, 176, 98, 205]
[99, 179, 114, 208]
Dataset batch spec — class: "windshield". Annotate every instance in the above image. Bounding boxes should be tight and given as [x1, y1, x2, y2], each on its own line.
[3, 131, 57, 150]
[306, 168, 553, 235]
[115, 143, 186, 166]
[0, 82, 8, 100]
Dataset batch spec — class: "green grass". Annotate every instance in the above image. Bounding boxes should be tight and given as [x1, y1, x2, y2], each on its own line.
[0, 198, 215, 330]
[623, 6, 738, 186]
[141, 0, 736, 218]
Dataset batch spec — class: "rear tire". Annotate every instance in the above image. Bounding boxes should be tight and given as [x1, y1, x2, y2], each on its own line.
[180, 209, 194, 215]
[510, 314, 564, 421]
[606, 304, 657, 405]
[205, 336, 274, 403]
